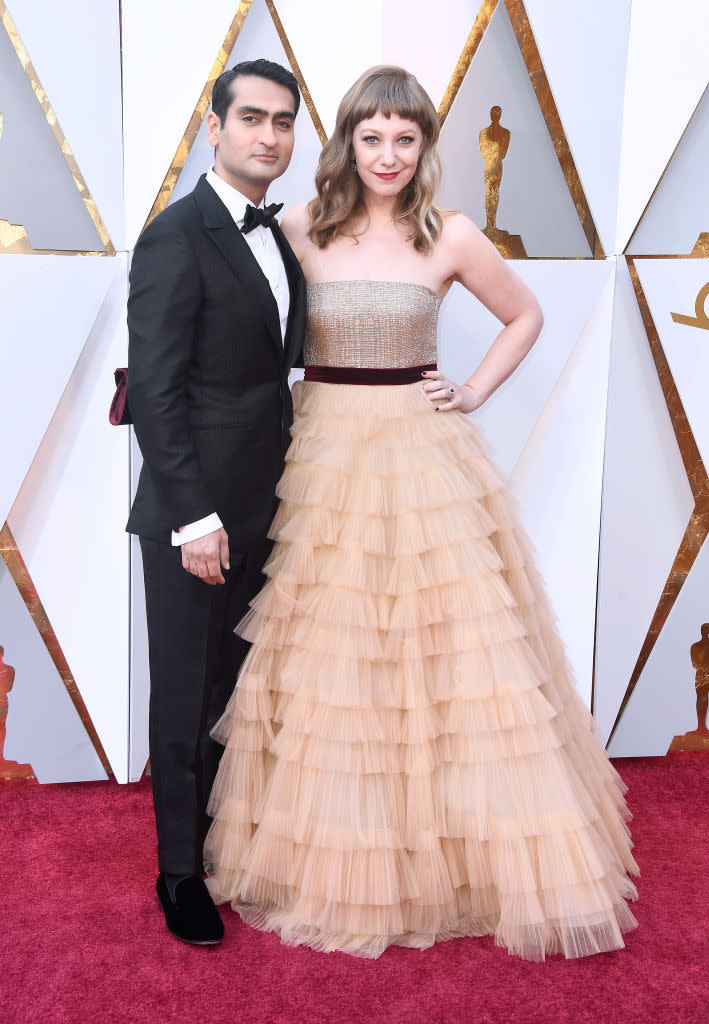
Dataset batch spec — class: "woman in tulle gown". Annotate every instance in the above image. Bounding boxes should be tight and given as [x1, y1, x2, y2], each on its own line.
[204, 66, 639, 961]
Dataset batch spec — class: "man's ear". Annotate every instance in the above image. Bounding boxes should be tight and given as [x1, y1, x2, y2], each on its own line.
[206, 111, 221, 148]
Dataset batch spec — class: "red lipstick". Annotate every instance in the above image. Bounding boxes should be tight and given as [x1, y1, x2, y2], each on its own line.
[374, 171, 399, 180]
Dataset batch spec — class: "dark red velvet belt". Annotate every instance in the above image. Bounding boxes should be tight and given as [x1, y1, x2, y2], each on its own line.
[304, 363, 437, 385]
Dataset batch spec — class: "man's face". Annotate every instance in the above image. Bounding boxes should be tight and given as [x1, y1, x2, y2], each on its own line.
[206, 75, 296, 201]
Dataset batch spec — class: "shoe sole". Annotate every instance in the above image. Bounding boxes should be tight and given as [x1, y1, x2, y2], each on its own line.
[165, 925, 223, 946]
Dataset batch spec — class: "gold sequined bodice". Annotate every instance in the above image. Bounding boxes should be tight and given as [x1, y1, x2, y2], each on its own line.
[304, 280, 441, 368]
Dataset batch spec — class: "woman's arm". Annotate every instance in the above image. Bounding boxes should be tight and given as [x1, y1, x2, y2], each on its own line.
[423, 213, 543, 413]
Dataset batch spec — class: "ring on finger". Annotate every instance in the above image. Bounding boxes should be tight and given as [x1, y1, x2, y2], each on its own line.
[448, 386, 455, 396]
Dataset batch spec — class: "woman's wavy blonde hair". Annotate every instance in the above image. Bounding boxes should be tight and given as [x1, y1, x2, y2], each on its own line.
[307, 66, 443, 252]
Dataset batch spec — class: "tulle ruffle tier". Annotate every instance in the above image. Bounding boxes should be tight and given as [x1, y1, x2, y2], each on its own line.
[205, 380, 638, 961]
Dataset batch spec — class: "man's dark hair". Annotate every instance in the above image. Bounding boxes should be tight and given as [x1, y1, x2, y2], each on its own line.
[211, 59, 300, 125]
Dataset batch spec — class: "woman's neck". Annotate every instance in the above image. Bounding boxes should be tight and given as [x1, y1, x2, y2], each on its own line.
[361, 190, 398, 227]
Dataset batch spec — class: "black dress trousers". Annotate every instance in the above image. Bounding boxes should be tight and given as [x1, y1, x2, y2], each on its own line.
[139, 533, 271, 875]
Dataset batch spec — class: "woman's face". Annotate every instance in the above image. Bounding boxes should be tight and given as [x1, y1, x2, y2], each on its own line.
[351, 111, 423, 200]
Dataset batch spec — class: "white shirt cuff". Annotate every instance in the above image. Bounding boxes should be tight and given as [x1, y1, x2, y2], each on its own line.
[171, 513, 223, 546]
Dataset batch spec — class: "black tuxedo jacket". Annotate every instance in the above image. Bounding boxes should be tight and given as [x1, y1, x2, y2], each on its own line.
[126, 174, 305, 548]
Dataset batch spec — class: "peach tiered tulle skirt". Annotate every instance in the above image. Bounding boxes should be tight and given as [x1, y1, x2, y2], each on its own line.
[204, 379, 639, 961]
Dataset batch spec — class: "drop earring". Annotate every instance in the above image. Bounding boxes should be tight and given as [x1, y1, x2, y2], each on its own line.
[351, 156, 358, 175]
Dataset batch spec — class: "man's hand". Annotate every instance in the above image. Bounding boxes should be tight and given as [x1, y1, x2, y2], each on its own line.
[181, 528, 230, 585]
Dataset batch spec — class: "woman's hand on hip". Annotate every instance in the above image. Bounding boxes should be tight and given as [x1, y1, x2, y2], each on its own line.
[421, 370, 481, 414]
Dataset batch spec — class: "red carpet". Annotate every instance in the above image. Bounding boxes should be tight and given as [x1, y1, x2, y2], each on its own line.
[0, 754, 706, 1024]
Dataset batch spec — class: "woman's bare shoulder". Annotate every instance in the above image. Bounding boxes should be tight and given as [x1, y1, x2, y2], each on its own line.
[281, 202, 317, 260]
[433, 209, 509, 292]
[281, 202, 312, 236]
[437, 210, 503, 271]
[439, 209, 486, 247]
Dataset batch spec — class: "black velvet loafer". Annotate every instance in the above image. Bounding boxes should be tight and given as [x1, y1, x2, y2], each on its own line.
[156, 873, 225, 945]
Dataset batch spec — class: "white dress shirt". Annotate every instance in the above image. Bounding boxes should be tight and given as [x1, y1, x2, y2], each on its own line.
[171, 169, 290, 547]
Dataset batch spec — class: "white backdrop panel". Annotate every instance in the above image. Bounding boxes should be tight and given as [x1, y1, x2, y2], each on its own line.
[438, 260, 611, 476]
[278, 0, 491, 132]
[0, 17, 102, 251]
[0, 256, 117, 526]
[439, 260, 614, 704]
[616, 0, 709, 252]
[380, 0, 480, 112]
[8, 259, 131, 783]
[436, 1, 590, 258]
[1, 558, 107, 783]
[608, 532, 709, 758]
[7, 0, 124, 250]
[636, 258, 709, 477]
[121, 0, 238, 248]
[510, 269, 615, 706]
[594, 260, 693, 745]
[628, 85, 709, 256]
[275, 0, 383, 137]
[523, 0, 631, 256]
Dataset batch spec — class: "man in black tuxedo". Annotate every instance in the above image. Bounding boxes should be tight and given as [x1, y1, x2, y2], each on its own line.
[127, 59, 305, 944]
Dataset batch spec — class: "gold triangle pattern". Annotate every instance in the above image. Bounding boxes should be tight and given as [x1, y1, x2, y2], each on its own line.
[265, 0, 326, 145]
[625, 83, 709, 258]
[438, 0, 604, 260]
[144, 0, 326, 232]
[0, 522, 113, 776]
[607, 258, 709, 746]
[0, 1, 114, 255]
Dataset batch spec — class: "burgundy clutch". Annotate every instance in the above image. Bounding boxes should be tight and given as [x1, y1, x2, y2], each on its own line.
[109, 367, 131, 426]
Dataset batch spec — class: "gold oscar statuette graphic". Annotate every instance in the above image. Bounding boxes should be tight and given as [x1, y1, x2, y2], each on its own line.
[479, 106, 526, 259]
[440, 1, 603, 259]
[0, 646, 34, 779]
[671, 281, 709, 331]
[668, 624, 709, 752]
[0, 113, 32, 253]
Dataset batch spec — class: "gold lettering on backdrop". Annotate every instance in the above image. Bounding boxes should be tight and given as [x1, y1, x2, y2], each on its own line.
[0, 646, 34, 779]
[668, 623, 709, 752]
[671, 282, 709, 331]
[0, 113, 32, 253]
[478, 105, 526, 259]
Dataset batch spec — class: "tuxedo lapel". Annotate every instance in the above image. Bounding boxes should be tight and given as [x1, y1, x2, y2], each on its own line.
[193, 176, 283, 356]
[271, 219, 305, 369]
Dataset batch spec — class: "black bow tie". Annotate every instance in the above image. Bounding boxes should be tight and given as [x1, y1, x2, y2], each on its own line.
[241, 202, 283, 234]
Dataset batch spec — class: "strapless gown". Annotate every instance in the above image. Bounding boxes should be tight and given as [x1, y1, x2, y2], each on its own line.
[205, 280, 638, 961]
